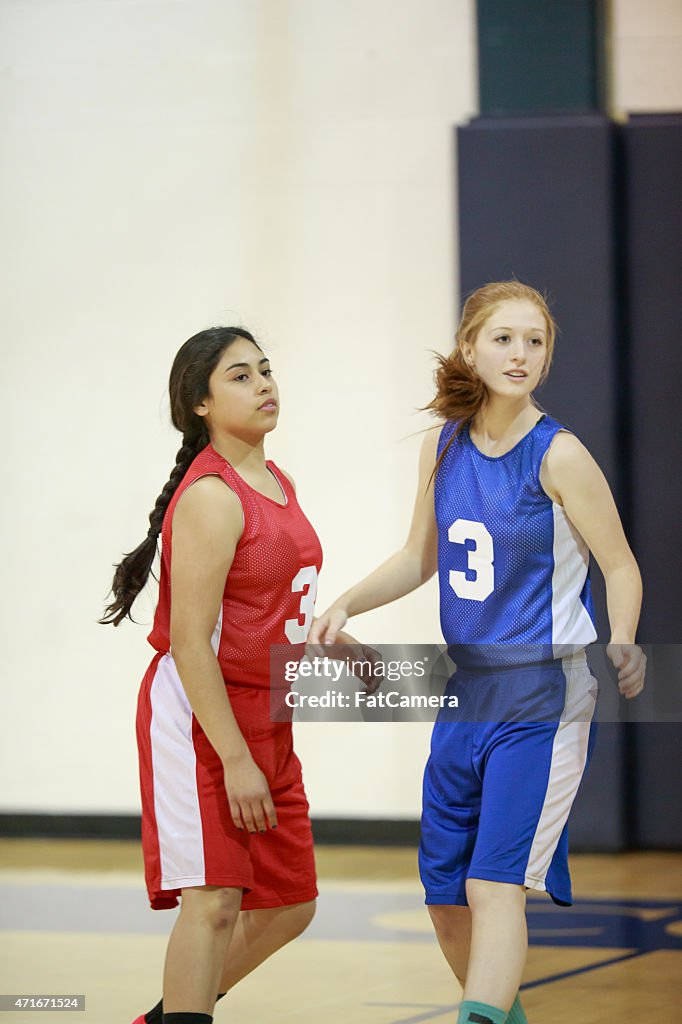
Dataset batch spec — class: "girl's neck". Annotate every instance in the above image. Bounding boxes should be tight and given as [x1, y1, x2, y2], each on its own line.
[471, 398, 539, 443]
[209, 431, 267, 472]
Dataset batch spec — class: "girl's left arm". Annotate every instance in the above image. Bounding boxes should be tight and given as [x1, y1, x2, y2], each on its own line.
[541, 432, 646, 698]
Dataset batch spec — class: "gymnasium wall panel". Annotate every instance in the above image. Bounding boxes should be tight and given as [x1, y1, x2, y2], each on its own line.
[457, 115, 626, 849]
[620, 114, 682, 847]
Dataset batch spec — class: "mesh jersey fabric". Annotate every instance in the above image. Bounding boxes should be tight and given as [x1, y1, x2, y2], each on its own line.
[137, 445, 322, 910]
[435, 415, 596, 669]
[147, 443, 323, 690]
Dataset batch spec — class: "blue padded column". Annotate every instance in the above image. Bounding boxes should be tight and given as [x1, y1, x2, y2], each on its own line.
[620, 114, 682, 847]
[457, 115, 625, 849]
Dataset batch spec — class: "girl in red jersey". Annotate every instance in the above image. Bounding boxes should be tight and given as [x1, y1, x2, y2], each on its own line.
[101, 327, 371, 1024]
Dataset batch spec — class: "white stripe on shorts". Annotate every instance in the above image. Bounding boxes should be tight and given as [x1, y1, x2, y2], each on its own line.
[150, 652, 206, 889]
[524, 653, 597, 891]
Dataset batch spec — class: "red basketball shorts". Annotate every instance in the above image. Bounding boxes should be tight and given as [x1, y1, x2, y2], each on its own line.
[136, 651, 317, 911]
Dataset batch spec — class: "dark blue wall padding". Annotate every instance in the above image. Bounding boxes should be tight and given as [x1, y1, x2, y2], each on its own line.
[457, 115, 626, 849]
[477, 0, 605, 116]
[621, 115, 682, 644]
[457, 116, 620, 506]
[620, 115, 682, 847]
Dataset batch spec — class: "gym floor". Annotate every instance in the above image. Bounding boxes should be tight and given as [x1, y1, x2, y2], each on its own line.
[1, 841, 681, 1023]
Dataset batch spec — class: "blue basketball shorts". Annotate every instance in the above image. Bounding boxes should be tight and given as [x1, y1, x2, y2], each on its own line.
[419, 654, 598, 907]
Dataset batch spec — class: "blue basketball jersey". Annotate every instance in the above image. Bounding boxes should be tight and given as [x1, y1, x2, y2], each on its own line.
[435, 415, 596, 668]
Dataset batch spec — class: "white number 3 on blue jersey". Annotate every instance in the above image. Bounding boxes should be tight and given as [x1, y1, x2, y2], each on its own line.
[448, 519, 494, 601]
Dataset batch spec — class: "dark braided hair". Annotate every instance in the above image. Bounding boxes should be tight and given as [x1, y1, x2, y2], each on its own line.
[100, 326, 259, 626]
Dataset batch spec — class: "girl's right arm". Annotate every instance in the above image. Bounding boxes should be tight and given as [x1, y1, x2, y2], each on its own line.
[308, 425, 441, 645]
[169, 475, 277, 833]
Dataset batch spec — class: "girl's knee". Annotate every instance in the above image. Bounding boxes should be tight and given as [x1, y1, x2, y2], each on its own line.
[428, 904, 470, 944]
[465, 877, 525, 912]
[181, 886, 242, 932]
[239, 898, 316, 944]
[286, 899, 316, 939]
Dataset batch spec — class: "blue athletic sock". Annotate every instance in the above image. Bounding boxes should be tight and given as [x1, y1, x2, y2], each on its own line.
[456, 1000, 507, 1024]
[506, 994, 527, 1023]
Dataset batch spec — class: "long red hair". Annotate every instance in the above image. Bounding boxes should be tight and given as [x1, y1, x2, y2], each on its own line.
[425, 280, 557, 476]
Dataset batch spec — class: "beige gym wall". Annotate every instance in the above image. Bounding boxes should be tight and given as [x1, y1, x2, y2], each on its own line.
[2, 0, 681, 819]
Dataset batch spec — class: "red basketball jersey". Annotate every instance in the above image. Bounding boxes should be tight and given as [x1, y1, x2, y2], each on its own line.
[147, 444, 323, 688]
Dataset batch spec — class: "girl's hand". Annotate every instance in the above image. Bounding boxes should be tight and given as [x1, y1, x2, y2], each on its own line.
[308, 606, 348, 645]
[334, 629, 383, 695]
[305, 627, 383, 694]
[606, 643, 646, 699]
[223, 752, 277, 833]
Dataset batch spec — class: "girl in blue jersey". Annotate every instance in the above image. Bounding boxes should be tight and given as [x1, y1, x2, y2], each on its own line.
[309, 281, 646, 1024]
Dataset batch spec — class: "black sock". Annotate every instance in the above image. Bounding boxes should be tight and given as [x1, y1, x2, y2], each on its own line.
[162, 1015, 212, 1024]
[147, 993, 225, 1024]
[144, 999, 163, 1024]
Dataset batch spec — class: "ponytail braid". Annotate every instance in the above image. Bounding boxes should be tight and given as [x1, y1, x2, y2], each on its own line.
[99, 426, 208, 626]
